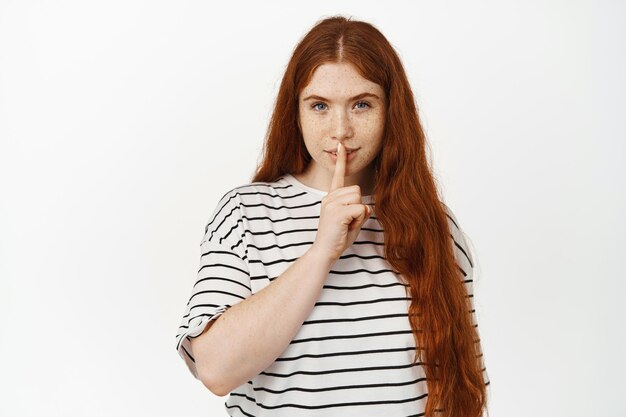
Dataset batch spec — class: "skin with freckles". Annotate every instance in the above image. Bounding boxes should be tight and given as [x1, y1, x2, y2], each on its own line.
[295, 62, 386, 196]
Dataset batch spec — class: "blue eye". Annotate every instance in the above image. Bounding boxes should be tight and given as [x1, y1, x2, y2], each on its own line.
[310, 101, 371, 111]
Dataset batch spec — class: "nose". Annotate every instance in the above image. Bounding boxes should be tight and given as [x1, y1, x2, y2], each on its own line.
[330, 109, 354, 141]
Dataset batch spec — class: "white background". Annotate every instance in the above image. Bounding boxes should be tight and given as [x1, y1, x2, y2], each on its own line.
[1, 1, 624, 416]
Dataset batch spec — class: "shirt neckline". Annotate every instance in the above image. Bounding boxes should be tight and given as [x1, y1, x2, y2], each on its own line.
[283, 173, 375, 203]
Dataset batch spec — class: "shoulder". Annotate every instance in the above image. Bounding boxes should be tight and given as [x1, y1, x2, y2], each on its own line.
[441, 202, 474, 268]
[220, 176, 299, 202]
[442, 202, 463, 236]
[201, 176, 299, 241]
[211, 175, 309, 212]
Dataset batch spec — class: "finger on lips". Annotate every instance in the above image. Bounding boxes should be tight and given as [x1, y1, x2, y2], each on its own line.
[328, 142, 371, 219]
[329, 142, 345, 193]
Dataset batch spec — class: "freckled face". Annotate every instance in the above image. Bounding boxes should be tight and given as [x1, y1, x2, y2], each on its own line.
[297, 62, 386, 189]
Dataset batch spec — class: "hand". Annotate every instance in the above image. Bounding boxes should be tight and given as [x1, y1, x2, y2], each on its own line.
[311, 142, 372, 263]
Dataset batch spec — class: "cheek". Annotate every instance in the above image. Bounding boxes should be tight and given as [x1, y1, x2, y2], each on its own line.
[359, 115, 385, 160]
[299, 117, 326, 156]
[360, 108, 385, 129]
[300, 116, 325, 138]
[361, 114, 385, 141]
[358, 148, 378, 163]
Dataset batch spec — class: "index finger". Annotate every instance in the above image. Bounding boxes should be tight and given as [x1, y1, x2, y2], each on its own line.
[329, 142, 346, 192]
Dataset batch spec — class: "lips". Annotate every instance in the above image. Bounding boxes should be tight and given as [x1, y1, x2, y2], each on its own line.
[325, 146, 359, 155]
[327, 149, 358, 162]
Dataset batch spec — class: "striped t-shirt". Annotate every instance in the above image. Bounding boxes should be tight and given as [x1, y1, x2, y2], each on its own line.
[175, 173, 489, 416]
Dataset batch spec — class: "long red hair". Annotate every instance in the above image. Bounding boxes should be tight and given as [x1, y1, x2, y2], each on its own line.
[252, 15, 488, 417]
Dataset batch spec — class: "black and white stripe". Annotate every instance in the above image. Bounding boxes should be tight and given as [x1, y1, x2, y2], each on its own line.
[175, 174, 489, 416]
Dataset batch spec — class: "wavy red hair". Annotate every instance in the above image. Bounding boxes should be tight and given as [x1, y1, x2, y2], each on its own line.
[252, 15, 488, 417]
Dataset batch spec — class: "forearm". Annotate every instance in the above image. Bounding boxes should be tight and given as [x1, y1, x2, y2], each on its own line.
[191, 245, 334, 396]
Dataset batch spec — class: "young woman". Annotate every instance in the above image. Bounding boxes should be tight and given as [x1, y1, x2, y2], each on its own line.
[176, 15, 490, 417]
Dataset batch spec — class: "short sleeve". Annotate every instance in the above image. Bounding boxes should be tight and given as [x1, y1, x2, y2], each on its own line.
[175, 190, 252, 380]
[443, 204, 491, 387]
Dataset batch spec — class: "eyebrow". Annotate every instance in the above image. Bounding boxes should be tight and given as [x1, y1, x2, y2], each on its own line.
[301, 92, 381, 102]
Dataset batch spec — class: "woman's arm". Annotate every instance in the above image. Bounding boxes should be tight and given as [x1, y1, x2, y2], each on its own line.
[192, 143, 368, 396]
[190, 244, 334, 396]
